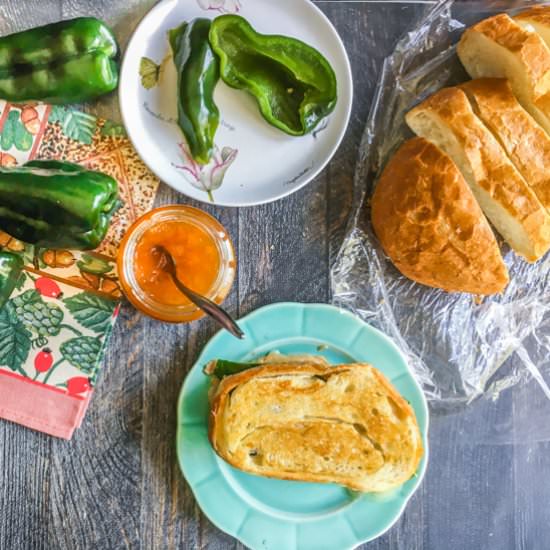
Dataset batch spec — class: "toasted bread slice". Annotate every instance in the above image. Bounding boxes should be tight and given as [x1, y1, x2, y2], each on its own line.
[406, 87, 550, 262]
[457, 13, 550, 134]
[208, 362, 423, 492]
[515, 6, 550, 47]
[460, 78, 550, 214]
[372, 137, 509, 294]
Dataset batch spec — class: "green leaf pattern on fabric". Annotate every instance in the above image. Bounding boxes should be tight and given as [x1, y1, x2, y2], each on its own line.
[14, 271, 27, 291]
[0, 277, 118, 382]
[63, 292, 115, 333]
[11, 289, 64, 337]
[60, 110, 97, 144]
[48, 106, 98, 144]
[60, 336, 102, 373]
[0, 111, 16, 150]
[48, 105, 67, 124]
[0, 285, 117, 383]
[15, 119, 33, 151]
[1, 110, 32, 152]
[100, 120, 127, 137]
[11, 288, 41, 308]
[76, 254, 112, 275]
[0, 302, 32, 374]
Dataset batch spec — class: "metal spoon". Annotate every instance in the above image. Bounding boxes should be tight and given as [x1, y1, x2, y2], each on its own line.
[151, 245, 244, 340]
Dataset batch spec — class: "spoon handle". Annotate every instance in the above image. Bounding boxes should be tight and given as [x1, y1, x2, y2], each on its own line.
[170, 274, 245, 339]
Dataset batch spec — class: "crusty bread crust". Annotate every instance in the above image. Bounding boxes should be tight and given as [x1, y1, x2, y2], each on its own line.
[515, 5, 550, 40]
[516, 5, 550, 27]
[460, 78, 550, 213]
[457, 13, 550, 136]
[458, 14, 550, 100]
[406, 87, 550, 262]
[371, 137, 509, 294]
[209, 362, 424, 492]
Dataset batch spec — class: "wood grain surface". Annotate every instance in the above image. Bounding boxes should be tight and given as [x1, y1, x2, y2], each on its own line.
[1, 1, 549, 550]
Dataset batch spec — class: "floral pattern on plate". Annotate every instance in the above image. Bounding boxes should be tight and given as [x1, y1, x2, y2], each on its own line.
[197, 0, 242, 14]
[173, 143, 238, 202]
[138, 56, 239, 201]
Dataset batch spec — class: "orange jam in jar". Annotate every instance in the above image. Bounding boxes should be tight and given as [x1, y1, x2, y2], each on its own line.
[117, 206, 235, 323]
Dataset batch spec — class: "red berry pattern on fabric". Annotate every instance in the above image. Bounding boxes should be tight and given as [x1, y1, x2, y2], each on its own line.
[66, 376, 91, 396]
[35, 277, 62, 298]
[34, 348, 53, 373]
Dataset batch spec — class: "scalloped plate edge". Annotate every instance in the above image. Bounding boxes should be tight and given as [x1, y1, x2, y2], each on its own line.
[177, 302, 429, 549]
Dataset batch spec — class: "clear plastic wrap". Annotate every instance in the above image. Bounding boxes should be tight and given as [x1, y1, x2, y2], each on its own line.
[332, 0, 550, 410]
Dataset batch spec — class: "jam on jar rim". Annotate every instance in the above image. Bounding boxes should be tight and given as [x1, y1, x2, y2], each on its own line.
[117, 205, 236, 323]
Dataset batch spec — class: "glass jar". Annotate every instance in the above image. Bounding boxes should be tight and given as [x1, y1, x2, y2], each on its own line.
[117, 205, 236, 323]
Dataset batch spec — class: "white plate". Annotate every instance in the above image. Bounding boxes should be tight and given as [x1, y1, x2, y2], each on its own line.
[120, 0, 353, 206]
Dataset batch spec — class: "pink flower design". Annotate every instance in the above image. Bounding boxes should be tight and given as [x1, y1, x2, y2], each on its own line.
[174, 143, 238, 202]
[196, 0, 242, 13]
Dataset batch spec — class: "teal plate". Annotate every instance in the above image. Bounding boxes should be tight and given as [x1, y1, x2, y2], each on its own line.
[176, 303, 429, 550]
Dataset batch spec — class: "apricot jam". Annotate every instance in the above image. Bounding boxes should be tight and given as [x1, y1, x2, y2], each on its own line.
[117, 206, 235, 323]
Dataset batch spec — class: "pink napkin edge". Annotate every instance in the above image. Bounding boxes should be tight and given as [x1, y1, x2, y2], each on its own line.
[0, 369, 90, 439]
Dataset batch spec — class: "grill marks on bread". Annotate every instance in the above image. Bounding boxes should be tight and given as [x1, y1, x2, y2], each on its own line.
[209, 363, 423, 492]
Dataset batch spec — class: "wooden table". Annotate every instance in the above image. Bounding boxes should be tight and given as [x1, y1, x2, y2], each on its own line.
[2, 1, 549, 549]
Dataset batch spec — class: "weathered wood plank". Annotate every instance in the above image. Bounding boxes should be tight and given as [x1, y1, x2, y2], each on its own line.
[0, 427, 51, 550]
[238, 181, 330, 311]
[422, 395, 516, 550]
[320, 2, 431, 267]
[0, 2, 62, 33]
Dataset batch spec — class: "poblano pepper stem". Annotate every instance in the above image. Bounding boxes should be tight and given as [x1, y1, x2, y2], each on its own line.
[0, 251, 23, 309]
[0, 160, 119, 250]
[169, 19, 220, 165]
[0, 17, 119, 104]
[209, 15, 338, 136]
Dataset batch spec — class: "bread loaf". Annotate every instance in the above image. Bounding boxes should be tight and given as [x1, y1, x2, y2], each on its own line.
[460, 78, 550, 214]
[371, 137, 509, 294]
[457, 13, 550, 134]
[406, 87, 550, 262]
[208, 361, 424, 492]
[515, 6, 550, 48]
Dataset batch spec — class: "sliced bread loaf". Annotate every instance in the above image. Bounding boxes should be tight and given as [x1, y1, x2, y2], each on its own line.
[457, 13, 550, 134]
[406, 87, 550, 262]
[515, 5, 550, 47]
[460, 78, 550, 213]
[371, 137, 509, 294]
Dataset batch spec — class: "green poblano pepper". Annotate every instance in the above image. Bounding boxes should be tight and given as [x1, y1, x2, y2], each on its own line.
[209, 15, 338, 136]
[0, 160, 119, 250]
[0, 251, 23, 309]
[0, 17, 119, 104]
[169, 19, 220, 165]
[204, 359, 261, 378]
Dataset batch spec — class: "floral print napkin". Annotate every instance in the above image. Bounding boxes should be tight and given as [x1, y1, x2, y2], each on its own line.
[0, 100, 159, 439]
